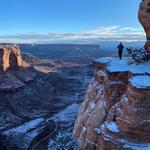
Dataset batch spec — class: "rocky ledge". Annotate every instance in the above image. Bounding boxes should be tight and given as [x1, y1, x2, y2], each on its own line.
[73, 57, 150, 150]
[0, 45, 36, 92]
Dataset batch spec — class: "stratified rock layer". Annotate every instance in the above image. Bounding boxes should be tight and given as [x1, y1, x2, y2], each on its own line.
[73, 57, 150, 150]
[0, 45, 23, 71]
[0, 45, 35, 92]
[138, 0, 150, 52]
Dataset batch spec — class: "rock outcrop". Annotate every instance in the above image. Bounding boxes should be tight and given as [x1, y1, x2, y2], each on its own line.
[0, 45, 23, 71]
[0, 45, 35, 92]
[138, 0, 150, 52]
[73, 57, 150, 150]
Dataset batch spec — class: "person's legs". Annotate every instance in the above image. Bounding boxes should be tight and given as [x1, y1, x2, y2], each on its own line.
[119, 53, 121, 59]
[119, 53, 122, 59]
[118, 50, 123, 60]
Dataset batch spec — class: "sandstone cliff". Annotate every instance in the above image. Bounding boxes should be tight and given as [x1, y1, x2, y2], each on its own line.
[0, 45, 35, 92]
[73, 57, 150, 150]
[139, 0, 150, 52]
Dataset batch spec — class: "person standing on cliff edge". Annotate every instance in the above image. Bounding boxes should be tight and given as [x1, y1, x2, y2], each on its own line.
[117, 42, 124, 60]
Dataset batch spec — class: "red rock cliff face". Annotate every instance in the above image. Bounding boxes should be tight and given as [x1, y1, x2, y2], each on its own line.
[139, 0, 150, 52]
[0, 45, 23, 71]
[0, 45, 35, 92]
[73, 58, 150, 150]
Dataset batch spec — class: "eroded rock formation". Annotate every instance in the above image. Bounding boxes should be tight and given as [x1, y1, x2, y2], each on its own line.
[0, 45, 35, 92]
[139, 0, 150, 52]
[73, 57, 150, 150]
[0, 45, 23, 71]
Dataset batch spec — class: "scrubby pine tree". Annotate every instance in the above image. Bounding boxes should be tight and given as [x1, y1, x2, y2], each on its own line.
[127, 48, 150, 63]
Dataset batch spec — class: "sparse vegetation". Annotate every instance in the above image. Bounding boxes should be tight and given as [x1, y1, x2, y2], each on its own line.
[127, 48, 150, 63]
[48, 131, 79, 150]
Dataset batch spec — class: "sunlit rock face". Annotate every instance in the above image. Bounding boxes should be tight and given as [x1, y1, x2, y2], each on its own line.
[138, 0, 150, 52]
[0, 45, 35, 92]
[73, 57, 150, 150]
[0, 45, 23, 71]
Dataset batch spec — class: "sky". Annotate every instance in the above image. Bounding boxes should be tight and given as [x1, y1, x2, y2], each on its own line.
[0, 0, 145, 44]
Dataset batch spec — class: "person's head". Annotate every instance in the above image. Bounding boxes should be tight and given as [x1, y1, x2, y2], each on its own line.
[120, 42, 122, 45]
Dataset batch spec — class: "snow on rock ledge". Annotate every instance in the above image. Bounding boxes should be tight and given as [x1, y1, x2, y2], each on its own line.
[129, 75, 150, 89]
[73, 57, 150, 150]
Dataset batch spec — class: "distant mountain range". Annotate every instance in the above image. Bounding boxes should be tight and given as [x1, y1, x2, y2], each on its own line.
[99, 41, 145, 51]
[19, 44, 112, 62]
[0, 42, 145, 61]
[19, 42, 145, 59]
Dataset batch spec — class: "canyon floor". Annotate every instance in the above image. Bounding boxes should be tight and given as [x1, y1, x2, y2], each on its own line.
[0, 51, 95, 150]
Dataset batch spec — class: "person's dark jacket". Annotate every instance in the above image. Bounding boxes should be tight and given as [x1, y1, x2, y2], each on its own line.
[117, 44, 124, 51]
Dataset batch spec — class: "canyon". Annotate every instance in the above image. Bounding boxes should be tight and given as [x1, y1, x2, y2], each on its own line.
[0, 44, 95, 149]
[0, 1, 150, 149]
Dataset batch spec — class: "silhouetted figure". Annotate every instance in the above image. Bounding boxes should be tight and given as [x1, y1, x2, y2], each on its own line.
[117, 42, 124, 60]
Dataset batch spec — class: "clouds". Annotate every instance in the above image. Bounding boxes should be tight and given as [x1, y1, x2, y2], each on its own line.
[0, 26, 146, 44]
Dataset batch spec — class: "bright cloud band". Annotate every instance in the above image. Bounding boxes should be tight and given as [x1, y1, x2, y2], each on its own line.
[0, 26, 145, 44]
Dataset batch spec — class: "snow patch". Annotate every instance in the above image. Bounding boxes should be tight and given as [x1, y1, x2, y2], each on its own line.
[98, 100, 106, 108]
[95, 57, 113, 64]
[4, 118, 44, 134]
[95, 57, 150, 74]
[89, 102, 95, 110]
[107, 59, 129, 72]
[94, 128, 101, 134]
[129, 75, 150, 88]
[2, 118, 44, 149]
[82, 126, 87, 132]
[105, 122, 119, 133]
[50, 103, 80, 123]
[97, 70, 106, 77]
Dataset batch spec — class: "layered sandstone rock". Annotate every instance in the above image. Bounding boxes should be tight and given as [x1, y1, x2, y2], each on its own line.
[0, 45, 35, 92]
[0, 45, 23, 71]
[98, 75, 150, 150]
[73, 57, 150, 150]
[138, 0, 150, 52]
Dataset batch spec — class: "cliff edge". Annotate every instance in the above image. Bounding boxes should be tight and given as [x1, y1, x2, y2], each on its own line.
[73, 57, 150, 150]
